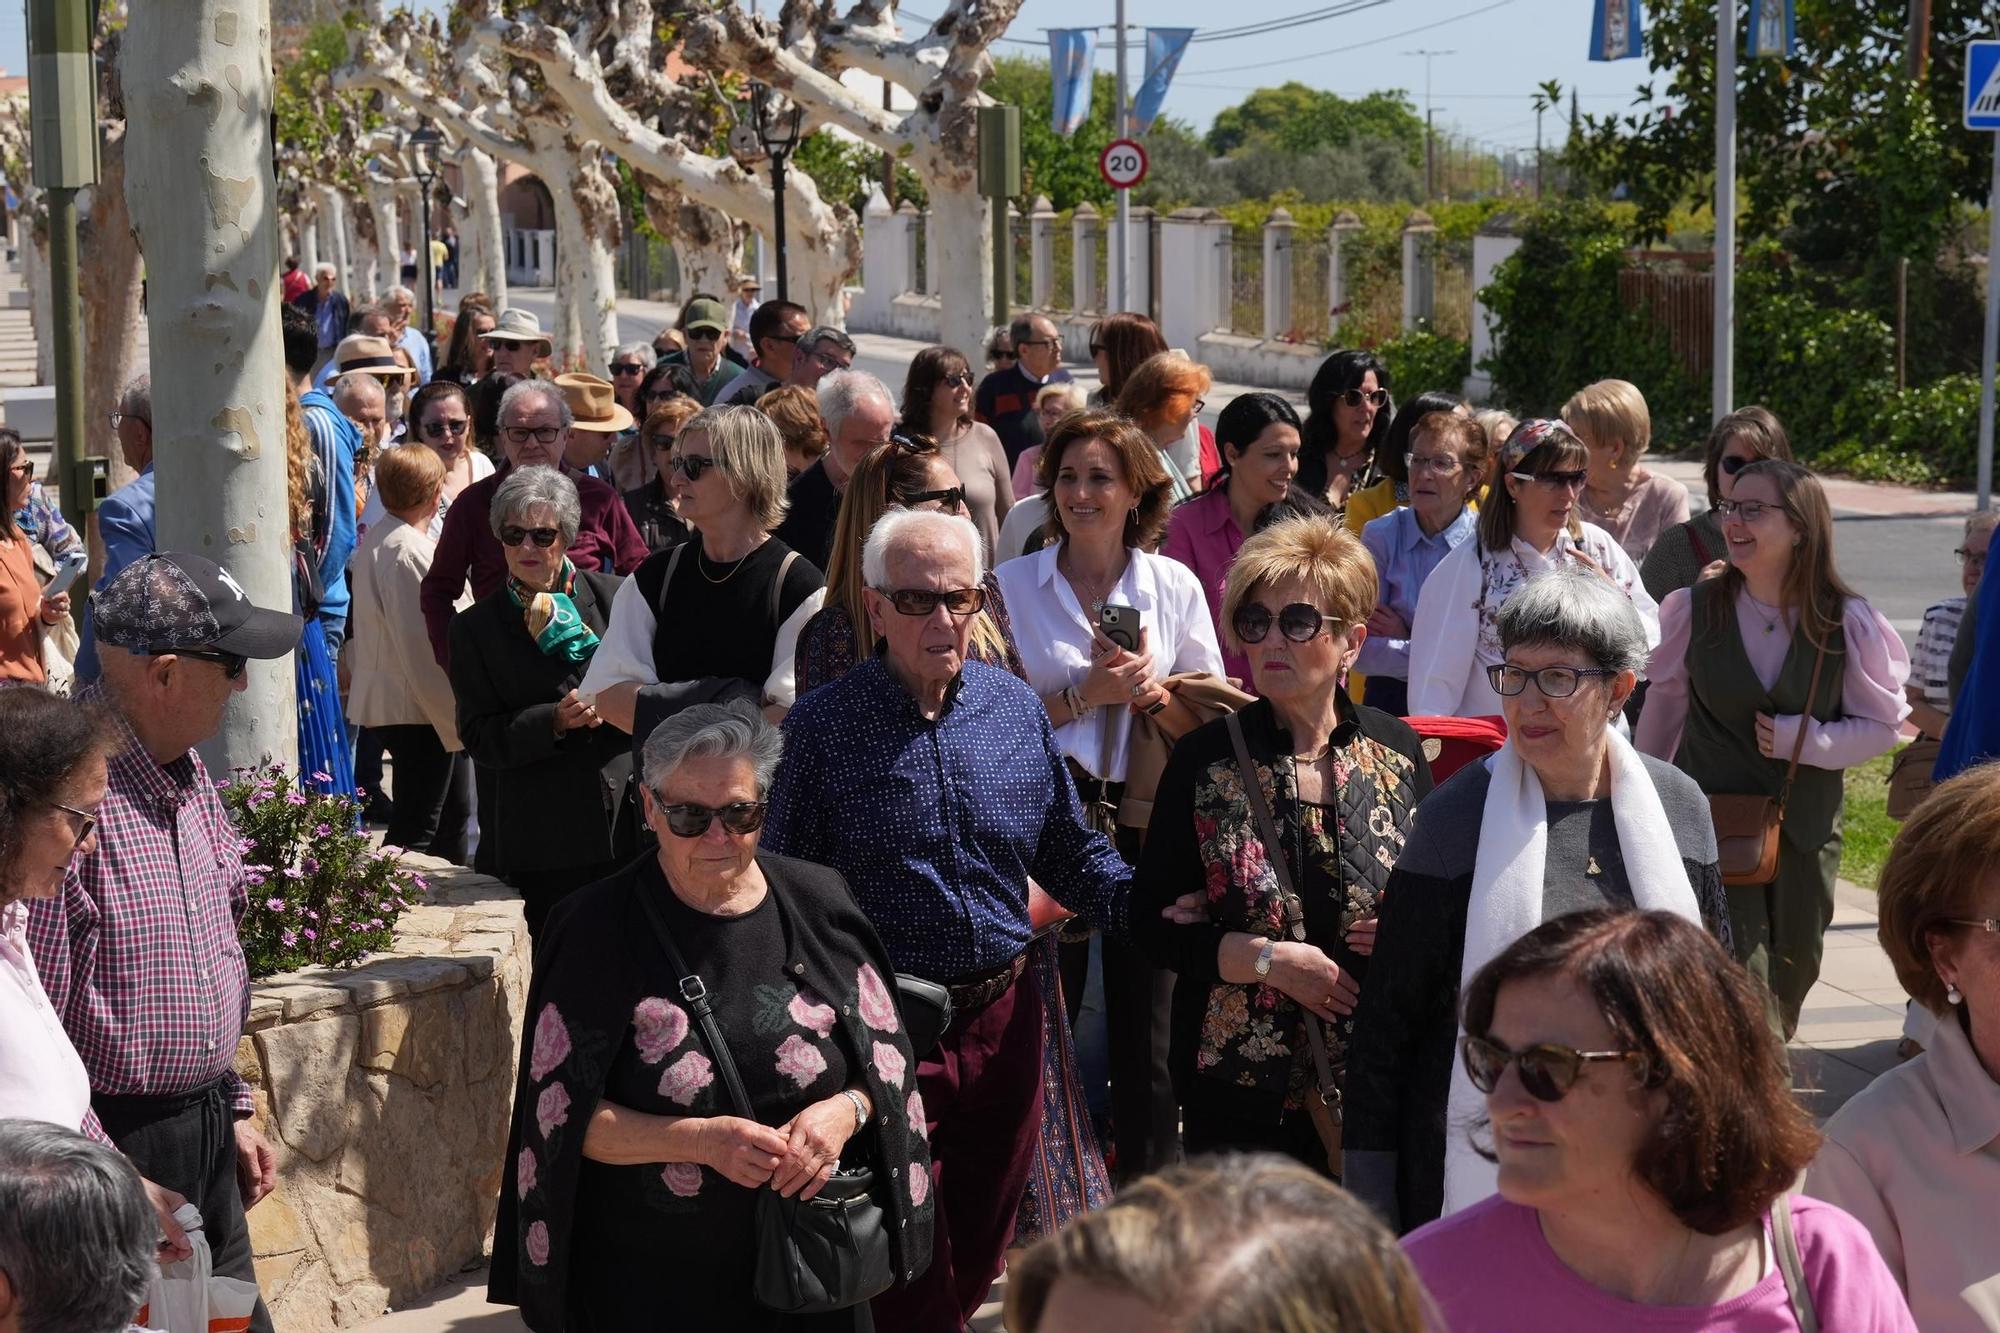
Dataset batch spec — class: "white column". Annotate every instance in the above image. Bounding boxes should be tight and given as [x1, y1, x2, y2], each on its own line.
[1072, 202, 1101, 312]
[1029, 195, 1057, 308]
[1158, 208, 1216, 352]
[1402, 209, 1437, 332]
[1466, 225, 1524, 398]
[1329, 210, 1363, 335]
[1206, 211, 1233, 333]
[1263, 206, 1295, 342]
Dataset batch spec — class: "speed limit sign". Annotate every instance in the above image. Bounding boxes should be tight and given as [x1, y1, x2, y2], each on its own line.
[1098, 138, 1149, 190]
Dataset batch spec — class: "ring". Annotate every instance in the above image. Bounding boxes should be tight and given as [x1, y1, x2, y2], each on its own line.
[1323, 996, 1334, 1007]
[1130, 684, 1144, 698]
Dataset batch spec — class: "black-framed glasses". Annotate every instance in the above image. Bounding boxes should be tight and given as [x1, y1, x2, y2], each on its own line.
[766, 331, 803, 347]
[1462, 1035, 1642, 1103]
[1509, 469, 1587, 492]
[1232, 602, 1342, 645]
[1338, 388, 1389, 409]
[148, 646, 249, 681]
[898, 485, 966, 515]
[809, 349, 852, 373]
[610, 362, 645, 376]
[500, 525, 561, 548]
[944, 371, 975, 389]
[669, 452, 717, 481]
[1713, 498, 1785, 521]
[1955, 546, 1991, 566]
[488, 339, 535, 353]
[686, 328, 722, 342]
[1486, 663, 1619, 698]
[422, 418, 470, 439]
[1191, 398, 1207, 416]
[879, 586, 986, 617]
[6, 460, 33, 479]
[1088, 342, 1106, 357]
[1406, 451, 1464, 476]
[502, 425, 563, 446]
[44, 799, 97, 850]
[655, 799, 768, 838]
[990, 349, 1017, 363]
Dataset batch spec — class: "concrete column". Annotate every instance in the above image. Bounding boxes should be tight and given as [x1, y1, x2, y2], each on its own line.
[1263, 206, 1296, 342]
[1072, 202, 1100, 312]
[1158, 208, 1219, 353]
[1329, 210, 1363, 337]
[1029, 195, 1056, 308]
[1402, 209, 1437, 332]
[1467, 218, 1524, 398]
[1129, 205, 1155, 318]
[923, 207, 941, 298]
[852, 189, 904, 328]
[1206, 211, 1234, 333]
[893, 200, 921, 297]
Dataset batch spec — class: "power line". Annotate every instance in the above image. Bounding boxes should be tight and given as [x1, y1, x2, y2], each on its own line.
[1176, 0, 1516, 78]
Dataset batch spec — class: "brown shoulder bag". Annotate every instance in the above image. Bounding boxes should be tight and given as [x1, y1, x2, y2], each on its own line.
[1709, 637, 1828, 887]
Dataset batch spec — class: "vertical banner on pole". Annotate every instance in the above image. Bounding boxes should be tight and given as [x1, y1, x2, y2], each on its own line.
[1746, 0, 1797, 60]
[1587, 0, 1643, 61]
[1132, 29, 1195, 135]
[1048, 30, 1098, 137]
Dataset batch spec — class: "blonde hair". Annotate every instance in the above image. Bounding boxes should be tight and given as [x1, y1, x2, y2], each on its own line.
[374, 444, 445, 513]
[1473, 407, 1517, 453]
[283, 381, 314, 542]
[682, 404, 790, 530]
[1965, 510, 2000, 543]
[1036, 381, 1088, 414]
[1875, 765, 2000, 1014]
[1561, 378, 1652, 465]
[1220, 516, 1378, 654]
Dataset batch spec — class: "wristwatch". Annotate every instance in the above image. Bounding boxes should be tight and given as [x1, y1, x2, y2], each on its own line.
[841, 1088, 868, 1132]
[1253, 939, 1276, 978]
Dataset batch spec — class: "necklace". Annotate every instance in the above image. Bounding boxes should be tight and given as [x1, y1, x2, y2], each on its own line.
[1744, 590, 1785, 635]
[697, 543, 750, 585]
[1293, 743, 1331, 764]
[1060, 550, 1125, 614]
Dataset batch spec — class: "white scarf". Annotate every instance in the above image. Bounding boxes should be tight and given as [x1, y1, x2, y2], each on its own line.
[1441, 727, 1701, 1215]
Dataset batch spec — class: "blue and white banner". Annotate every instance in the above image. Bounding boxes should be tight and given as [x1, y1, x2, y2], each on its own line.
[1048, 29, 1097, 137]
[1587, 0, 1643, 61]
[1132, 28, 1196, 135]
[1747, 0, 1797, 60]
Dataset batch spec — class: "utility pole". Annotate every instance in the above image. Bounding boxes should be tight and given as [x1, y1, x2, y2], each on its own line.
[1896, 0, 1932, 391]
[1714, 0, 1737, 422]
[1405, 49, 1455, 199]
[1113, 0, 1130, 313]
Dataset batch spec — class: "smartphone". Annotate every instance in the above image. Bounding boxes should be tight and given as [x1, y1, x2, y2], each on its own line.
[41, 549, 88, 600]
[1098, 602, 1142, 653]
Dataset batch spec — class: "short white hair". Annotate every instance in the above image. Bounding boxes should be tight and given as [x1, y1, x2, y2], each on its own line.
[816, 368, 896, 438]
[861, 509, 984, 590]
[314, 262, 337, 279]
[615, 342, 659, 370]
[332, 373, 386, 411]
[387, 285, 416, 304]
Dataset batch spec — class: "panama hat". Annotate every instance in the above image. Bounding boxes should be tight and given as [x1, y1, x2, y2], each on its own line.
[332, 334, 417, 381]
[555, 373, 636, 433]
[480, 308, 554, 355]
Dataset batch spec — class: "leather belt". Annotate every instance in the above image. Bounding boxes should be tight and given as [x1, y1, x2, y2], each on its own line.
[944, 951, 1029, 1017]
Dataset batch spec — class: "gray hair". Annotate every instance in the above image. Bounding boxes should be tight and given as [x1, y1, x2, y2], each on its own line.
[815, 368, 895, 438]
[331, 372, 386, 412]
[641, 698, 785, 797]
[314, 262, 337, 280]
[1493, 567, 1651, 673]
[615, 342, 659, 370]
[498, 378, 574, 430]
[804, 325, 856, 358]
[490, 465, 582, 543]
[386, 285, 416, 305]
[861, 508, 985, 590]
[116, 373, 150, 423]
[0, 1118, 155, 1333]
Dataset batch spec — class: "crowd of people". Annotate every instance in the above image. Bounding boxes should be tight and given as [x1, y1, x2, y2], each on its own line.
[2, 274, 1998, 1333]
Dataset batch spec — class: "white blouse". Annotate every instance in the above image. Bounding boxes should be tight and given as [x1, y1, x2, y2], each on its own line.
[993, 545, 1223, 782]
[0, 899, 92, 1131]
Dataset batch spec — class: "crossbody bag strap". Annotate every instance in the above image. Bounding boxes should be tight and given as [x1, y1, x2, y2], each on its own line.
[653, 542, 688, 627]
[1223, 713, 1339, 1102]
[1771, 1194, 1820, 1333]
[634, 885, 756, 1120]
[768, 549, 799, 623]
[1776, 634, 1830, 818]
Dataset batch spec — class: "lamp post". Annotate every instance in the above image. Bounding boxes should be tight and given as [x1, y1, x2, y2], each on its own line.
[407, 125, 443, 338]
[747, 83, 804, 302]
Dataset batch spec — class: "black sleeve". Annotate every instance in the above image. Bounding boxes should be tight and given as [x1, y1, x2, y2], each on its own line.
[1131, 739, 1230, 981]
[451, 612, 561, 770]
[1687, 857, 1732, 952]
[631, 677, 761, 751]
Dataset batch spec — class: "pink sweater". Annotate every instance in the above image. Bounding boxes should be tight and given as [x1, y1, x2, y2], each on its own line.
[1404, 1194, 1916, 1332]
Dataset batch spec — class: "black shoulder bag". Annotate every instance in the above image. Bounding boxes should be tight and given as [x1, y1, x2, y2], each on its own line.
[635, 888, 895, 1315]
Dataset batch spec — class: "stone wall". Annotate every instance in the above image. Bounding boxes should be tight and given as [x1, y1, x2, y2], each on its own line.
[234, 857, 530, 1330]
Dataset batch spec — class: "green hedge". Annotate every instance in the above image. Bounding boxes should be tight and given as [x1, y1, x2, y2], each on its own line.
[1377, 329, 1472, 400]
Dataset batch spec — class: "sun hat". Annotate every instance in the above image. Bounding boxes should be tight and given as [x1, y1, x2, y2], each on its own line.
[555, 373, 636, 433]
[480, 308, 555, 355]
[332, 334, 417, 381]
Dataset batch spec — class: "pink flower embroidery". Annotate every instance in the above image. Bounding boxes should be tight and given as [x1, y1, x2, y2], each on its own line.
[633, 997, 690, 1064]
[905, 1090, 927, 1135]
[788, 989, 837, 1037]
[516, 1147, 537, 1196]
[525, 1220, 550, 1267]
[662, 1162, 703, 1198]
[528, 1004, 571, 1081]
[857, 964, 899, 1033]
[908, 1164, 929, 1207]
[872, 1040, 906, 1089]
[535, 1082, 571, 1138]
[658, 1050, 715, 1106]
[775, 1034, 829, 1089]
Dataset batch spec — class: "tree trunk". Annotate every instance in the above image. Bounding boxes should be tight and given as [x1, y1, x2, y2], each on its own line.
[318, 186, 356, 299]
[458, 143, 508, 307]
[530, 124, 618, 375]
[22, 226, 52, 385]
[928, 183, 991, 360]
[299, 203, 319, 273]
[123, 0, 297, 773]
[646, 194, 738, 305]
[366, 180, 402, 302]
[82, 123, 145, 492]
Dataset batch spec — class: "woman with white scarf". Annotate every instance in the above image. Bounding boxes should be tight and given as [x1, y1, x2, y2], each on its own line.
[1342, 566, 1729, 1233]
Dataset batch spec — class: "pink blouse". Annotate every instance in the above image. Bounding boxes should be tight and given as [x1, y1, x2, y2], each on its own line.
[1638, 587, 1910, 770]
[1579, 467, 1691, 564]
[1160, 487, 1249, 687]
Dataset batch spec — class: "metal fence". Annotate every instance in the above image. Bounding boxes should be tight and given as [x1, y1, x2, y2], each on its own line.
[1227, 238, 1264, 336]
[1010, 215, 1033, 309]
[1619, 264, 1715, 377]
[912, 213, 928, 296]
[1290, 235, 1332, 346]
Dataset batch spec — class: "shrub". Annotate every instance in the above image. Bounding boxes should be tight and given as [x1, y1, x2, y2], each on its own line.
[1375, 329, 1471, 400]
[1817, 373, 1984, 487]
[221, 763, 427, 979]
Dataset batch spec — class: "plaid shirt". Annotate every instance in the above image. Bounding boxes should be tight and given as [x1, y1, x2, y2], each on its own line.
[25, 700, 254, 1115]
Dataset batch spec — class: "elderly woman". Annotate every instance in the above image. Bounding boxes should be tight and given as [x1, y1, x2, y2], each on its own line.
[898, 347, 1013, 559]
[581, 405, 823, 747]
[1805, 767, 2000, 1330]
[1408, 418, 1658, 719]
[1345, 567, 1726, 1231]
[622, 398, 700, 556]
[1639, 460, 1909, 1038]
[1407, 909, 1915, 1330]
[1895, 512, 1997, 815]
[1116, 351, 1216, 497]
[1009, 381, 1091, 502]
[349, 446, 472, 863]
[1638, 405, 1792, 604]
[489, 700, 931, 1332]
[1562, 379, 1689, 564]
[361, 382, 495, 539]
[1137, 516, 1430, 1170]
[1297, 350, 1391, 511]
[1340, 390, 1465, 538]
[0, 433, 66, 681]
[449, 466, 632, 938]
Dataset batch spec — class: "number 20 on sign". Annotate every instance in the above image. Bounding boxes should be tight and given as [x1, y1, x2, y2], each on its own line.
[1099, 138, 1149, 191]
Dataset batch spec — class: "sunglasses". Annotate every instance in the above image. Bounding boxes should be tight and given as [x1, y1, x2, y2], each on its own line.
[1486, 663, 1620, 698]
[1718, 453, 1757, 476]
[991, 350, 1017, 362]
[1509, 469, 1588, 492]
[1339, 388, 1390, 409]
[44, 798, 98, 851]
[766, 331, 803, 346]
[610, 362, 645, 376]
[503, 425, 563, 445]
[670, 453, 717, 481]
[489, 339, 534, 352]
[500, 526, 561, 548]
[898, 485, 966, 514]
[1232, 602, 1342, 645]
[1462, 1034, 1642, 1103]
[944, 372, 975, 389]
[686, 328, 722, 342]
[656, 799, 768, 838]
[879, 587, 987, 616]
[422, 418, 470, 439]
[1088, 342, 1106, 357]
[148, 645, 249, 681]
[6, 461, 33, 479]
[1713, 498, 1786, 522]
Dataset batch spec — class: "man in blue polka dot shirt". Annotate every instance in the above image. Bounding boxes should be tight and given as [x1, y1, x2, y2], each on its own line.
[764, 506, 1136, 1330]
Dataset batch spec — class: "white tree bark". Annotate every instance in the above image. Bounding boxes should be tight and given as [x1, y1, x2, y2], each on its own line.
[299, 204, 319, 272]
[456, 141, 508, 306]
[526, 119, 619, 374]
[80, 123, 144, 492]
[124, 0, 297, 773]
[366, 179, 402, 302]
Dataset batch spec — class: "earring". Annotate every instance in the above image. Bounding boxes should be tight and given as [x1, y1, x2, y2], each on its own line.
[1947, 982, 1964, 1006]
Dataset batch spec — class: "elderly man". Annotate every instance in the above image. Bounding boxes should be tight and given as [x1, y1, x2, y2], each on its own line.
[677, 297, 739, 405]
[419, 377, 648, 666]
[285, 304, 361, 658]
[770, 368, 895, 569]
[331, 371, 389, 455]
[74, 374, 156, 683]
[717, 298, 811, 406]
[295, 261, 349, 370]
[480, 308, 554, 378]
[975, 311, 1072, 466]
[785, 324, 856, 392]
[381, 284, 434, 382]
[764, 508, 1136, 1330]
[0, 1120, 159, 1333]
[28, 553, 308, 1333]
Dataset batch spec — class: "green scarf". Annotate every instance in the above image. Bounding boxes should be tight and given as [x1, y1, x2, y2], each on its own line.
[506, 559, 601, 664]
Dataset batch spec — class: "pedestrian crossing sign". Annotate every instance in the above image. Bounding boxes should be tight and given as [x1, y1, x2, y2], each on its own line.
[1968, 40, 2000, 131]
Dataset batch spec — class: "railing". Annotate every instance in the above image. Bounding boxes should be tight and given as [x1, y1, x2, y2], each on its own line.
[1290, 235, 1332, 345]
[1227, 238, 1264, 336]
[1619, 264, 1715, 377]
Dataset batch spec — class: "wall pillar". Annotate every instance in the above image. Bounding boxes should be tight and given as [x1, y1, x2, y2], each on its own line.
[1072, 202, 1100, 312]
[1263, 206, 1296, 342]
[1402, 209, 1437, 332]
[1029, 195, 1055, 308]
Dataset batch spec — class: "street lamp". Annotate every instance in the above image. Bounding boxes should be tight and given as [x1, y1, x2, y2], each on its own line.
[746, 83, 804, 302]
[407, 125, 443, 338]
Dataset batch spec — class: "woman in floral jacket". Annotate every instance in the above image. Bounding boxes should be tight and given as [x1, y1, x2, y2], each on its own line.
[491, 701, 931, 1331]
[1135, 516, 1431, 1167]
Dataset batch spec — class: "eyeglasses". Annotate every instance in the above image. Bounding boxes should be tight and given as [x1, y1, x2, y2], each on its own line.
[148, 646, 249, 681]
[1486, 663, 1620, 698]
[669, 452, 717, 481]
[1946, 916, 2000, 934]
[1232, 602, 1342, 645]
[766, 331, 803, 347]
[1953, 546, 1989, 566]
[1713, 498, 1785, 521]
[1191, 398, 1208, 416]
[809, 349, 853, 373]
[944, 372, 975, 389]
[991, 350, 1017, 363]
[898, 486, 966, 514]
[502, 425, 563, 446]
[686, 328, 722, 342]
[500, 525, 561, 548]
[108, 411, 147, 431]
[44, 799, 97, 850]
[1338, 388, 1390, 409]
[1509, 469, 1587, 492]
[1461, 1035, 1642, 1103]
[878, 586, 987, 616]
[655, 799, 768, 838]
[1717, 454, 1755, 476]
[488, 339, 534, 353]
[1406, 452, 1464, 476]
[610, 362, 645, 376]
[422, 418, 470, 439]
[6, 461, 32, 480]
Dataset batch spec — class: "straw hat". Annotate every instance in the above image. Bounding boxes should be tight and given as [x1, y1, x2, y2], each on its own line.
[332, 334, 417, 381]
[555, 373, 635, 433]
[480, 308, 554, 355]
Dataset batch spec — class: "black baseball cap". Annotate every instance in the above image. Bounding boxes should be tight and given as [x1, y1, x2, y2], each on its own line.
[93, 553, 304, 659]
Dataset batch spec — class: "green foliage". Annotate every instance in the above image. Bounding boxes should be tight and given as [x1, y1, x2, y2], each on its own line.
[1839, 748, 1900, 891]
[1206, 83, 1424, 167]
[1732, 241, 1896, 455]
[792, 131, 926, 215]
[1375, 330, 1472, 400]
[1818, 373, 1985, 486]
[1131, 119, 1214, 211]
[222, 764, 427, 980]
[985, 55, 1117, 211]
